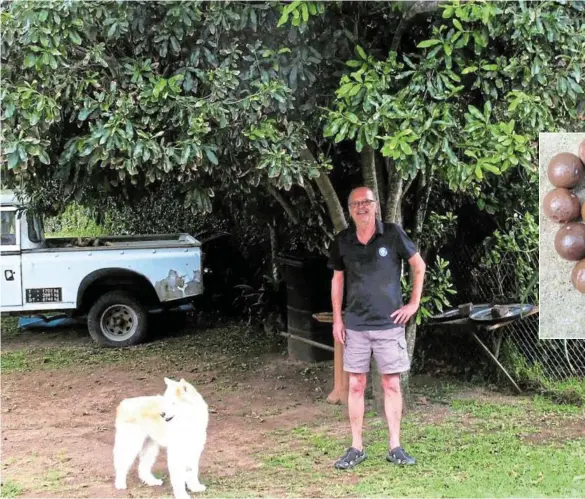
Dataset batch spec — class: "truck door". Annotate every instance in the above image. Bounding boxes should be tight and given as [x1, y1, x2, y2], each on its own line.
[1, 207, 23, 307]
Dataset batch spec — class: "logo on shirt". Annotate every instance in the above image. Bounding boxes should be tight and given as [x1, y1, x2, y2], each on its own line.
[378, 247, 388, 257]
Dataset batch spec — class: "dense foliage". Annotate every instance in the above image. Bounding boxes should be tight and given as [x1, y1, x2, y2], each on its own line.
[2, 1, 584, 325]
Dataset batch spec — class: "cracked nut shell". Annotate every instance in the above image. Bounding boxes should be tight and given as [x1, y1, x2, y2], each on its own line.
[571, 260, 585, 293]
[547, 152, 584, 188]
[543, 188, 581, 223]
[554, 222, 585, 261]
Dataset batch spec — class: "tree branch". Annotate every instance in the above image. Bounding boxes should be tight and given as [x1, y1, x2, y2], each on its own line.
[300, 147, 348, 233]
[266, 184, 299, 224]
[303, 180, 318, 207]
[391, 0, 443, 53]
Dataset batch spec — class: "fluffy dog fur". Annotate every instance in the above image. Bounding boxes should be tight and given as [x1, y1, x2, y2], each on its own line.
[113, 377, 209, 499]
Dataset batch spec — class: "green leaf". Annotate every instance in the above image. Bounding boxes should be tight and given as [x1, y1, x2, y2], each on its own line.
[453, 19, 463, 31]
[170, 36, 180, 55]
[475, 165, 483, 179]
[337, 82, 354, 97]
[205, 148, 218, 165]
[349, 83, 362, 96]
[69, 31, 82, 45]
[356, 45, 367, 60]
[400, 141, 412, 155]
[277, 12, 289, 27]
[24, 53, 37, 68]
[78, 108, 92, 121]
[38, 149, 50, 165]
[7, 152, 19, 169]
[484, 101, 492, 119]
[443, 43, 453, 56]
[481, 64, 498, 71]
[508, 98, 520, 112]
[417, 39, 441, 48]
[483, 164, 500, 174]
[301, 2, 309, 22]
[468, 105, 485, 122]
[29, 113, 40, 126]
[461, 66, 477, 74]
[346, 60, 362, 68]
[180, 146, 191, 165]
[346, 113, 359, 124]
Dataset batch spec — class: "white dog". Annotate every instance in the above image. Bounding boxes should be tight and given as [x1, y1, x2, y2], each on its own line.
[113, 377, 209, 499]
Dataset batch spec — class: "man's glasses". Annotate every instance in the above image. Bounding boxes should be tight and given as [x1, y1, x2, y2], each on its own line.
[349, 200, 376, 208]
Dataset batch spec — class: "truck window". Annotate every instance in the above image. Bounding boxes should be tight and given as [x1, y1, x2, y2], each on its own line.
[26, 210, 42, 243]
[1, 210, 17, 246]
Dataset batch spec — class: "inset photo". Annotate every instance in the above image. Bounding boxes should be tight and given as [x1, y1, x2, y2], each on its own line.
[539, 132, 585, 339]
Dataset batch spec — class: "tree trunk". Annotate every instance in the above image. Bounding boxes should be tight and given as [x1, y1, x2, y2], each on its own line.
[369, 158, 407, 415]
[375, 152, 387, 217]
[402, 165, 433, 409]
[268, 217, 279, 283]
[391, 1, 444, 53]
[361, 145, 382, 219]
[384, 157, 403, 224]
[300, 147, 347, 232]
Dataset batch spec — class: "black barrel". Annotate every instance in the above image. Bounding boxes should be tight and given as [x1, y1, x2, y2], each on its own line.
[276, 254, 334, 362]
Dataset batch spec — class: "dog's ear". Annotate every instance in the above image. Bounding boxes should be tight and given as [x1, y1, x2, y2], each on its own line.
[179, 378, 189, 392]
[164, 377, 174, 386]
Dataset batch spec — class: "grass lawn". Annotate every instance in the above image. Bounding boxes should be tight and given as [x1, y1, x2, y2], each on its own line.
[1, 316, 584, 498]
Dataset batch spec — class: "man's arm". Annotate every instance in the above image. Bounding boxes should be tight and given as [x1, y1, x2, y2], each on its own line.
[331, 270, 346, 344]
[407, 252, 426, 307]
[391, 252, 426, 325]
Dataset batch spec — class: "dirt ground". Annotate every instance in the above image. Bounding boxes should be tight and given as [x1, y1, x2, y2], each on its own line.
[1, 329, 338, 498]
[2, 323, 584, 498]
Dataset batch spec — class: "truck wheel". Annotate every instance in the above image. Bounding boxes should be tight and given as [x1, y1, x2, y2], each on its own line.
[87, 291, 149, 347]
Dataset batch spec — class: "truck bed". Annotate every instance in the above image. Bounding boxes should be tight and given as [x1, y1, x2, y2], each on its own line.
[43, 233, 200, 251]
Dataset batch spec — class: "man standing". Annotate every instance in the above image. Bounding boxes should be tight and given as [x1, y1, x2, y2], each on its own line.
[327, 186, 426, 469]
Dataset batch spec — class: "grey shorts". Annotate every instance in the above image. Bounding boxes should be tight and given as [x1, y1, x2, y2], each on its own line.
[344, 327, 410, 374]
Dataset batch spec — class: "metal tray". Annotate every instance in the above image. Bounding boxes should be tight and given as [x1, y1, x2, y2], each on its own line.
[430, 303, 491, 323]
[469, 304, 535, 324]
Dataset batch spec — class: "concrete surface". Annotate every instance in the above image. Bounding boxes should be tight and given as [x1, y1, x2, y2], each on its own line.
[539, 132, 585, 339]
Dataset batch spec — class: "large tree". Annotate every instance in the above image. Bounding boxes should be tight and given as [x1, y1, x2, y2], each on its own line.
[2, 0, 584, 404]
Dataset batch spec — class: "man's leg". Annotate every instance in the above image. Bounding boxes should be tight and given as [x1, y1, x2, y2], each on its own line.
[334, 329, 370, 470]
[381, 373, 402, 449]
[373, 330, 416, 465]
[348, 373, 367, 450]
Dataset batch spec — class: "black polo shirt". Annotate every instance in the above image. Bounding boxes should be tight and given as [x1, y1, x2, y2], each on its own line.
[327, 220, 417, 331]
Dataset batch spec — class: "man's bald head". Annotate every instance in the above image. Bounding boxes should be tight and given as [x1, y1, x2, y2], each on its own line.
[348, 186, 377, 228]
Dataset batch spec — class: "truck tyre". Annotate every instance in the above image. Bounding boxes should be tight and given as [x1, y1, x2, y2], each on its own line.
[87, 291, 149, 347]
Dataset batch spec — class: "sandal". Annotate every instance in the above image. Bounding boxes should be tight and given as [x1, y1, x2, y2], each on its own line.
[334, 447, 367, 470]
[386, 446, 416, 465]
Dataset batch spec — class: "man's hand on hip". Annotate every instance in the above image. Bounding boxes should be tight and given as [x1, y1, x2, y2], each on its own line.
[391, 303, 419, 325]
[333, 320, 346, 345]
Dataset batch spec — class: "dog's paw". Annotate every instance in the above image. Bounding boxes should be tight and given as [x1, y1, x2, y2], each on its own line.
[114, 480, 127, 490]
[187, 482, 207, 493]
[142, 476, 163, 487]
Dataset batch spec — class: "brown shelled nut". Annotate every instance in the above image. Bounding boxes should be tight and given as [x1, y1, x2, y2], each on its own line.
[547, 152, 585, 188]
[554, 222, 585, 261]
[543, 188, 581, 223]
[571, 259, 585, 293]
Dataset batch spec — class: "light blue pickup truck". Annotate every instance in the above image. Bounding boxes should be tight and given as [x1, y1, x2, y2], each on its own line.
[1, 190, 203, 347]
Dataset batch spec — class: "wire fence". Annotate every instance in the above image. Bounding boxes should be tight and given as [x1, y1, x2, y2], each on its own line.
[447, 242, 584, 383]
